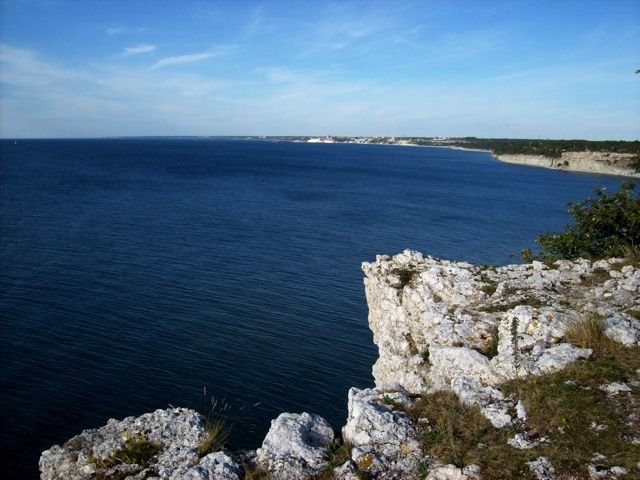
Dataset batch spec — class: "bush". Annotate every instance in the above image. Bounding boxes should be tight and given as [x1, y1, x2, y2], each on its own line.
[523, 182, 640, 262]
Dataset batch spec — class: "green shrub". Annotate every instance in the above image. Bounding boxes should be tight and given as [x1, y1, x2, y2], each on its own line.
[523, 182, 640, 262]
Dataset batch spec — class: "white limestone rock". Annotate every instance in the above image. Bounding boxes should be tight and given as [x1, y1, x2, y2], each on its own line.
[534, 343, 592, 374]
[362, 251, 630, 396]
[332, 461, 360, 480]
[39, 408, 207, 480]
[183, 452, 242, 480]
[450, 376, 513, 428]
[256, 412, 334, 480]
[507, 433, 544, 449]
[603, 314, 640, 346]
[599, 382, 632, 395]
[527, 456, 557, 480]
[342, 387, 421, 479]
[490, 307, 591, 379]
[429, 346, 498, 388]
[426, 464, 472, 479]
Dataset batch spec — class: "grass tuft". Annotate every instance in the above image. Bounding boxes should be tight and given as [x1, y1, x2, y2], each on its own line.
[90, 432, 162, 470]
[564, 313, 607, 351]
[580, 268, 611, 286]
[198, 398, 231, 457]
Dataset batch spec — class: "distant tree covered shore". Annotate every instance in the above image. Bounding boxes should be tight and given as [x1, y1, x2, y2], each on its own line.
[411, 137, 640, 159]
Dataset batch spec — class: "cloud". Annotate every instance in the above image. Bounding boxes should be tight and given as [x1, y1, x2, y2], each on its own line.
[0, 44, 80, 87]
[151, 52, 213, 69]
[150, 46, 235, 69]
[122, 44, 156, 56]
[106, 26, 146, 36]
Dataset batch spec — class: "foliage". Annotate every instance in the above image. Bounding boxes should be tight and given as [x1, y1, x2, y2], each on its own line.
[483, 326, 500, 359]
[412, 137, 640, 158]
[523, 182, 640, 262]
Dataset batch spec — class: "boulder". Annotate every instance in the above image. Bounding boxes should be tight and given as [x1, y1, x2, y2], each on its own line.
[256, 412, 334, 480]
[342, 387, 421, 479]
[39, 408, 213, 480]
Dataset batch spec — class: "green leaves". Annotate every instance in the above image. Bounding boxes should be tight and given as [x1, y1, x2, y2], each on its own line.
[528, 182, 639, 261]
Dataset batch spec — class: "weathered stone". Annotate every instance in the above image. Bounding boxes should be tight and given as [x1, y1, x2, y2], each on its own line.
[40, 408, 206, 480]
[450, 376, 512, 428]
[430, 346, 498, 388]
[256, 412, 334, 480]
[342, 388, 421, 478]
[599, 382, 632, 395]
[183, 452, 242, 480]
[603, 314, 640, 346]
[360, 251, 640, 439]
[508, 432, 544, 449]
[426, 464, 472, 479]
[527, 456, 557, 480]
[332, 460, 360, 480]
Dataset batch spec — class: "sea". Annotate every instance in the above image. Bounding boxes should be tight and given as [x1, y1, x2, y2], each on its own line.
[0, 138, 626, 478]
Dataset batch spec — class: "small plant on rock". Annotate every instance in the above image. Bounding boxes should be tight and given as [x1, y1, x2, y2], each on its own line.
[198, 397, 231, 457]
[90, 432, 162, 470]
[510, 317, 521, 376]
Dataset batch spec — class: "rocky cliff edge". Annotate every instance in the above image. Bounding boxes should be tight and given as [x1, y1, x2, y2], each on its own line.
[40, 250, 640, 480]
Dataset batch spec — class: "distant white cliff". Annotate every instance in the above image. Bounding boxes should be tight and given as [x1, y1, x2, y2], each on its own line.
[494, 151, 639, 177]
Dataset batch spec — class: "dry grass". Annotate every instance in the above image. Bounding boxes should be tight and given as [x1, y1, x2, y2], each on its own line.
[564, 313, 608, 351]
[198, 416, 230, 457]
[407, 314, 640, 479]
[90, 432, 162, 473]
[198, 398, 231, 457]
[407, 391, 536, 479]
[580, 268, 611, 286]
[501, 313, 640, 478]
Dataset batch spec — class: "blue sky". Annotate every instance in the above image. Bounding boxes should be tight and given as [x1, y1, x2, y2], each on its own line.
[1, 0, 639, 139]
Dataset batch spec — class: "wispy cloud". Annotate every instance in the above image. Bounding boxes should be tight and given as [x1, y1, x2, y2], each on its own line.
[106, 26, 146, 36]
[122, 44, 156, 57]
[150, 45, 235, 69]
[0, 44, 80, 87]
[151, 52, 212, 69]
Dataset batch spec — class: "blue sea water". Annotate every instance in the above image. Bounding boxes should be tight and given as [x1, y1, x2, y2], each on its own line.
[0, 139, 626, 478]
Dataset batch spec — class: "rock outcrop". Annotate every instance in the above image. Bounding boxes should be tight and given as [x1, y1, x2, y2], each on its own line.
[39, 408, 242, 480]
[255, 412, 335, 480]
[342, 388, 422, 478]
[41, 250, 640, 479]
[362, 250, 639, 400]
[495, 151, 639, 177]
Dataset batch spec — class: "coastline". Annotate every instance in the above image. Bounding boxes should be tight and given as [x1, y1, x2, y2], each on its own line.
[288, 138, 638, 178]
[357, 142, 639, 178]
[492, 152, 640, 178]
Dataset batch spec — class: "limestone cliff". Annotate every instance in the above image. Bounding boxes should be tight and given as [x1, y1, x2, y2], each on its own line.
[362, 250, 638, 394]
[495, 151, 639, 177]
[40, 251, 640, 480]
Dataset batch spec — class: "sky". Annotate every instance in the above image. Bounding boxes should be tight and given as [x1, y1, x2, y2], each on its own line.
[1, 0, 639, 139]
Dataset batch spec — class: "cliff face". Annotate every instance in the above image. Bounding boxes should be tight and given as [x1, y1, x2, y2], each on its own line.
[40, 251, 640, 480]
[362, 250, 638, 395]
[496, 151, 639, 177]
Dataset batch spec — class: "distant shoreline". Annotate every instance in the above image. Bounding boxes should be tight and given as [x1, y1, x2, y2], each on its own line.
[288, 138, 639, 178]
